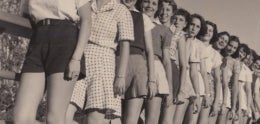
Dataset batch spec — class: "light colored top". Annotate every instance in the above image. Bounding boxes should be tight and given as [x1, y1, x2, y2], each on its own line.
[239, 63, 253, 83]
[221, 56, 241, 84]
[205, 45, 223, 73]
[132, 8, 154, 32]
[89, 0, 134, 50]
[24, 0, 90, 22]
[189, 39, 207, 95]
[168, 25, 185, 62]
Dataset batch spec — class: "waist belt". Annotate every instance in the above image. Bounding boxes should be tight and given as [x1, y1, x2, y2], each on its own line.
[36, 19, 76, 27]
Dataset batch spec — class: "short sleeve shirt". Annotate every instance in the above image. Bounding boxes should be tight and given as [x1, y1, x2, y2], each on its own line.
[239, 63, 253, 83]
[222, 56, 241, 83]
[89, 0, 134, 50]
[188, 38, 207, 63]
[151, 20, 172, 58]
[205, 45, 222, 73]
[27, 0, 90, 22]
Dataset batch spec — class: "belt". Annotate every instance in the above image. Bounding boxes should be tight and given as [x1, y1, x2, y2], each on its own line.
[36, 19, 76, 27]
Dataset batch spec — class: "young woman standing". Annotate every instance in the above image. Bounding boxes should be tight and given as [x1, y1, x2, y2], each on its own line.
[13, 0, 92, 124]
[157, 3, 188, 123]
[217, 36, 241, 124]
[172, 13, 207, 124]
[69, 0, 134, 123]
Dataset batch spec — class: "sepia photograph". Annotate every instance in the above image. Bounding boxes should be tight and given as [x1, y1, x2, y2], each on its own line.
[0, 0, 259, 124]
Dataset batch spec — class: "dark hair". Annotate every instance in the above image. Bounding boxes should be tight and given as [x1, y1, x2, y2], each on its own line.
[254, 55, 260, 62]
[233, 43, 251, 60]
[157, 0, 177, 17]
[171, 8, 190, 30]
[210, 31, 230, 44]
[185, 13, 207, 39]
[221, 35, 240, 57]
[203, 21, 218, 43]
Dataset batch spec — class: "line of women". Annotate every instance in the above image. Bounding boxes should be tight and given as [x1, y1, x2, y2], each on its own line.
[0, 0, 260, 124]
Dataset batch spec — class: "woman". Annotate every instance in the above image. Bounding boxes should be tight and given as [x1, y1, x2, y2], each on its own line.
[201, 31, 230, 124]
[69, 0, 134, 123]
[235, 44, 254, 124]
[197, 21, 224, 124]
[158, 4, 188, 124]
[139, 0, 173, 123]
[252, 56, 260, 123]
[217, 36, 241, 124]
[172, 13, 207, 124]
[13, 0, 91, 124]
[120, 0, 157, 124]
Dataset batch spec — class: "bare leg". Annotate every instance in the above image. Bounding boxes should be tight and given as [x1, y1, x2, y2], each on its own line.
[46, 73, 76, 124]
[145, 97, 162, 124]
[197, 107, 210, 124]
[13, 73, 45, 124]
[172, 99, 189, 124]
[159, 104, 176, 124]
[66, 104, 78, 124]
[123, 98, 144, 124]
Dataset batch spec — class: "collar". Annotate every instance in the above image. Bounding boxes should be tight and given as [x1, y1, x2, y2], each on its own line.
[91, 0, 116, 13]
[152, 18, 162, 25]
[130, 8, 139, 12]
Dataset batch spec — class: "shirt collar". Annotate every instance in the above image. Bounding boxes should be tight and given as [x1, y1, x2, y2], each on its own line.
[91, 0, 116, 13]
[152, 18, 162, 25]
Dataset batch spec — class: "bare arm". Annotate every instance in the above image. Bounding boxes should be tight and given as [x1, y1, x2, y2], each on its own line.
[231, 73, 239, 110]
[114, 41, 130, 96]
[66, 3, 91, 79]
[144, 30, 156, 98]
[200, 59, 209, 95]
[212, 66, 221, 107]
[163, 48, 172, 93]
[190, 63, 200, 95]
[177, 35, 187, 95]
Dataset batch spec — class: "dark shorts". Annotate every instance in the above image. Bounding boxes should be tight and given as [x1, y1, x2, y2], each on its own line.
[21, 19, 81, 77]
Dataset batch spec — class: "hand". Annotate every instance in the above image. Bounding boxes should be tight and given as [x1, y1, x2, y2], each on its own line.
[193, 96, 201, 114]
[113, 77, 125, 97]
[65, 59, 80, 80]
[219, 103, 226, 115]
[202, 94, 211, 108]
[227, 109, 236, 120]
[164, 93, 173, 107]
[147, 81, 157, 99]
[210, 103, 219, 117]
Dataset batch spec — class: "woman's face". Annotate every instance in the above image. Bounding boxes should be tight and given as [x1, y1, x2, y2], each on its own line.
[158, 2, 174, 24]
[243, 54, 253, 66]
[122, 0, 137, 9]
[202, 24, 214, 41]
[215, 34, 229, 50]
[225, 40, 239, 56]
[252, 60, 260, 72]
[172, 15, 187, 30]
[238, 47, 247, 60]
[142, 0, 159, 17]
[188, 17, 201, 37]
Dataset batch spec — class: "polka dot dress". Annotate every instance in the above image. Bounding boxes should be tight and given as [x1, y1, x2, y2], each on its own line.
[71, 43, 121, 119]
